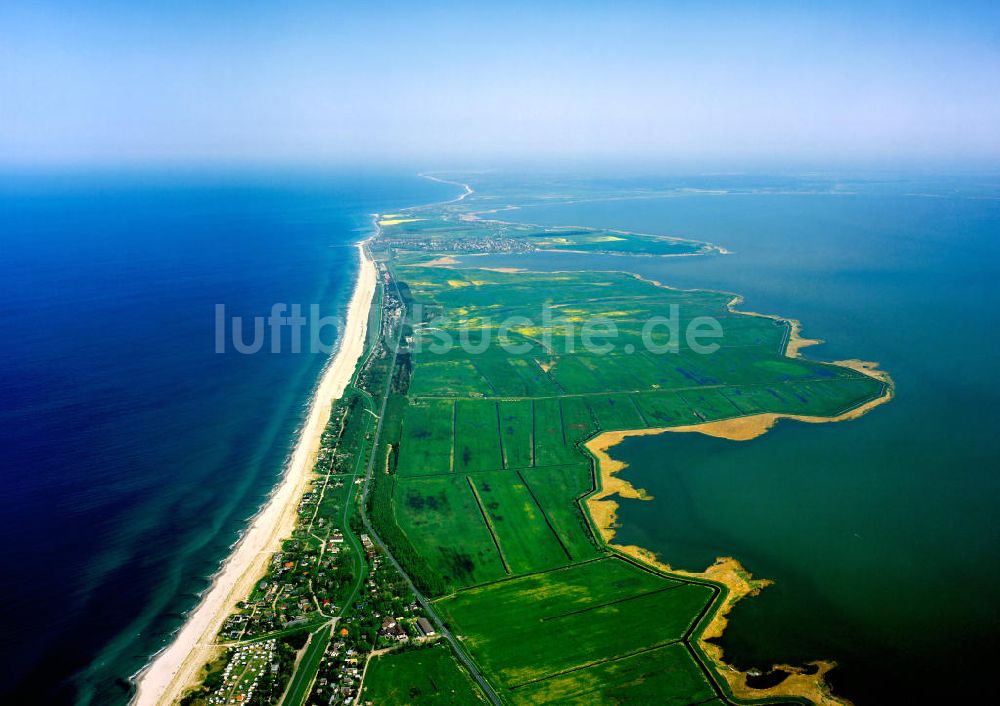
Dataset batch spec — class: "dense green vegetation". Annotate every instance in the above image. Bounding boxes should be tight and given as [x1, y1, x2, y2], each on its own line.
[361, 174, 888, 704]
[511, 642, 719, 705]
[188, 174, 884, 706]
[436, 558, 710, 689]
[361, 643, 489, 704]
[282, 625, 332, 706]
[375, 261, 884, 604]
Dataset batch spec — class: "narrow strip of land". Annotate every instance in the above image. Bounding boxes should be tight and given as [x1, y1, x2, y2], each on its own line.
[132, 243, 377, 706]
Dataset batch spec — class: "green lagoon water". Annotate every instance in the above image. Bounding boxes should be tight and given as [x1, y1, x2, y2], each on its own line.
[477, 177, 1000, 702]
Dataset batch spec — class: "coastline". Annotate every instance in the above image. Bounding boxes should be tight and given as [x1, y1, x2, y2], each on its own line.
[403, 177, 885, 704]
[583, 314, 893, 706]
[133, 175, 888, 705]
[584, 432, 851, 705]
[131, 241, 377, 706]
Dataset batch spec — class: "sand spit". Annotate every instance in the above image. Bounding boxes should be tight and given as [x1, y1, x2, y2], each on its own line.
[132, 242, 377, 706]
[419, 255, 460, 267]
[725, 294, 824, 358]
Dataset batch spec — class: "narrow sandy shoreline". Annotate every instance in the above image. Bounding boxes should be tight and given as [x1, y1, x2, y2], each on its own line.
[131, 241, 377, 706]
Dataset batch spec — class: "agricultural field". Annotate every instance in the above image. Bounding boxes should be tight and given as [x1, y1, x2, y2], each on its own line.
[361, 643, 489, 705]
[362, 174, 892, 705]
[379, 249, 886, 597]
[393, 465, 585, 588]
[397, 264, 884, 420]
[510, 642, 718, 705]
[471, 473, 571, 573]
[394, 475, 508, 588]
[435, 558, 713, 692]
[517, 465, 599, 562]
[497, 399, 534, 469]
[396, 399, 454, 475]
[454, 400, 504, 472]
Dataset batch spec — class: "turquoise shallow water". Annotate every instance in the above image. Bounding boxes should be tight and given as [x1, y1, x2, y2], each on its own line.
[480, 176, 1000, 702]
[0, 171, 455, 705]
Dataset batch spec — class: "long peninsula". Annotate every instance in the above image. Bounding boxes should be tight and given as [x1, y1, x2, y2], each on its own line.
[149, 174, 891, 706]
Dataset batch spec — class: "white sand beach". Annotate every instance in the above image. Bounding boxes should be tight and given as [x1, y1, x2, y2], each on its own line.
[132, 241, 377, 705]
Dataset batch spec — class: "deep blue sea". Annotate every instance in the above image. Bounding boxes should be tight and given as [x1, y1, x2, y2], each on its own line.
[0, 171, 454, 705]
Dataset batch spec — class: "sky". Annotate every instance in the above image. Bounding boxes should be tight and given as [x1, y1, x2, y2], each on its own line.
[2, 0, 1000, 169]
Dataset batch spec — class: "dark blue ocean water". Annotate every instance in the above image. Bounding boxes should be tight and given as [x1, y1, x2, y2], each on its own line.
[0, 171, 454, 705]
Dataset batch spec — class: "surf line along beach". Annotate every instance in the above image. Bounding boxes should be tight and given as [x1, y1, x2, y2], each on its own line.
[131, 240, 377, 706]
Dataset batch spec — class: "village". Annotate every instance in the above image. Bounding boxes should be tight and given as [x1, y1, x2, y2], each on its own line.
[377, 228, 534, 255]
[304, 552, 438, 706]
[181, 273, 444, 706]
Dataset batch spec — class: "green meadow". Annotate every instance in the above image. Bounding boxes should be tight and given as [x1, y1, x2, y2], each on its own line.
[435, 558, 711, 690]
[361, 642, 488, 704]
[365, 178, 887, 703]
[509, 642, 719, 705]
[381, 263, 883, 600]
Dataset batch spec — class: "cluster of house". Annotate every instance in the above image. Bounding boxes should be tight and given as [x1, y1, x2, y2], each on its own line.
[377, 615, 436, 643]
[378, 617, 408, 642]
[359, 533, 375, 557]
[379, 233, 534, 254]
[220, 522, 357, 642]
[313, 639, 362, 705]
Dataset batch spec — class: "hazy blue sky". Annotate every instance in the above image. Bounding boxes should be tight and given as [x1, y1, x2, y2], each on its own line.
[2, 1, 999, 168]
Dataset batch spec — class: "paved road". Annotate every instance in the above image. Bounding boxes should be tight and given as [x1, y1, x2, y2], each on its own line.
[357, 258, 502, 705]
